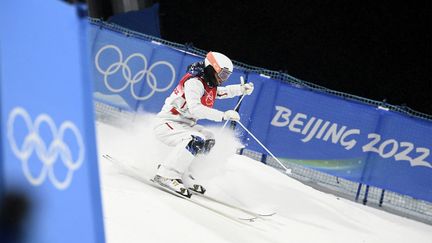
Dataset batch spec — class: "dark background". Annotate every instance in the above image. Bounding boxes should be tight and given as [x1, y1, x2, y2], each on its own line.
[157, 0, 431, 115]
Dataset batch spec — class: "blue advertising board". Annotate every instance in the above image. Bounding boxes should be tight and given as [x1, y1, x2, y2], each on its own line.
[91, 27, 183, 112]
[90, 24, 248, 124]
[238, 73, 432, 202]
[0, 1, 105, 243]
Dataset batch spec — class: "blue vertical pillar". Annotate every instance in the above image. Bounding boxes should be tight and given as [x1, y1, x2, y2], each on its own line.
[0, 1, 105, 243]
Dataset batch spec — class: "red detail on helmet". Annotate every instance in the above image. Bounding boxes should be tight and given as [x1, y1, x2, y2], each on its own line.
[206, 52, 221, 73]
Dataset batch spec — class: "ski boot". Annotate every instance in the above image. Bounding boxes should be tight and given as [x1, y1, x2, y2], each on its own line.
[184, 174, 206, 194]
[153, 175, 192, 198]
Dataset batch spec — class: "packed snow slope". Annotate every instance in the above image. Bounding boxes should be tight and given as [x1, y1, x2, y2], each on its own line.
[95, 114, 432, 243]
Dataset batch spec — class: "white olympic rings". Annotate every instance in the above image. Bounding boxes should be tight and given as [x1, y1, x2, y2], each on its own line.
[95, 44, 176, 100]
[7, 107, 85, 190]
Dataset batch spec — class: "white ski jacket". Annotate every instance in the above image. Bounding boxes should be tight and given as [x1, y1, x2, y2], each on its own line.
[157, 77, 243, 125]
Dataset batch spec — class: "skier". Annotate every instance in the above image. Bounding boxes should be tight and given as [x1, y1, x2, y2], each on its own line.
[153, 51, 254, 197]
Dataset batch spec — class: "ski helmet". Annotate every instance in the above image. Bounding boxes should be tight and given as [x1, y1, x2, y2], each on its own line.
[204, 52, 233, 83]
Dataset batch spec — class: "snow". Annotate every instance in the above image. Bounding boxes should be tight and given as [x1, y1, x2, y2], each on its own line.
[95, 114, 432, 243]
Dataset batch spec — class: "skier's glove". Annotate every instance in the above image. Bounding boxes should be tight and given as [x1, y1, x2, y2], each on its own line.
[223, 110, 240, 122]
[241, 82, 254, 95]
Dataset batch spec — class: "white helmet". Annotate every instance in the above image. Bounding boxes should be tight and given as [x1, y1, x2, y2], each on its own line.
[204, 51, 233, 82]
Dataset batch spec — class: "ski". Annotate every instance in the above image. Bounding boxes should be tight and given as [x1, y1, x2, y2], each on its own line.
[102, 154, 258, 222]
[189, 191, 276, 218]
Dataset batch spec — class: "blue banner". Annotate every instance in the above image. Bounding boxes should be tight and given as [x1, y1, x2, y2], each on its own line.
[238, 73, 432, 202]
[90, 25, 248, 122]
[91, 27, 182, 111]
[0, 1, 105, 243]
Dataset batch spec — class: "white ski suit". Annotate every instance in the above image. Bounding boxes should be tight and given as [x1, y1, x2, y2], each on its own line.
[154, 73, 244, 179]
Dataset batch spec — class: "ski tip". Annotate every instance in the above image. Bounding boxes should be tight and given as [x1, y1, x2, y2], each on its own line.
[258, 212, 276, 217]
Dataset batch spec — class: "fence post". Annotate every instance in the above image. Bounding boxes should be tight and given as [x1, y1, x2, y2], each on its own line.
[363, 185, 370, 205]
[379, 189, 385, 207]
[238, 148, 244, 155]
[260, 153, 267, 164]
[355, 183, 362, 201]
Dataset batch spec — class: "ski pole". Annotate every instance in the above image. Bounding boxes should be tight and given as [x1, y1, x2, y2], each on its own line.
[236, 121, 292, 175]
[221, 76, 246, 130]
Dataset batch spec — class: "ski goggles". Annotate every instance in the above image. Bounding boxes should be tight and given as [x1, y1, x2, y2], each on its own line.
[206, 52, 232, 81]
[217, 67, 232, 81]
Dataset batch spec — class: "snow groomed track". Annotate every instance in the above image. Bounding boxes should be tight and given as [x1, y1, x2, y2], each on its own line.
[96, 115, 432, 243]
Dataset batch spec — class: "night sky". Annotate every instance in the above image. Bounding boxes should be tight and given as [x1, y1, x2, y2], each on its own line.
[158, 0, 431, 115]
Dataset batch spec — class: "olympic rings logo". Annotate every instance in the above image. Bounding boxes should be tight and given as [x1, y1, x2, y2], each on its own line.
[95, 44, 176, 100]
[7, 107, 85, 190]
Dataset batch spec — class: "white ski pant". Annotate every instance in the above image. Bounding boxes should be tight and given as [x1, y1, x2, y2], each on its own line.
[153, 119, 214, 179]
